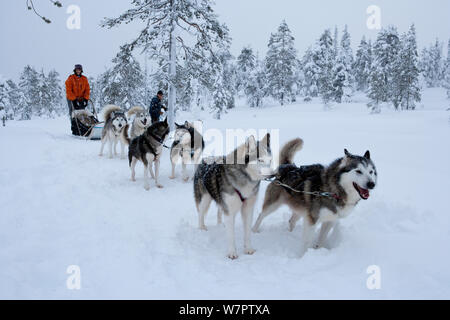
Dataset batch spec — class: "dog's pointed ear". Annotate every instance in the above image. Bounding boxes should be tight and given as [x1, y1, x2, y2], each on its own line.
[364, 150, 371, 159]
[344, 149, 351, 158]
[184, 121, 190, 128]
[175, 122, 181, 128]
[246, 135, 257, 150]
[164, 117, 168, 124]
[261, 133, 270, 147]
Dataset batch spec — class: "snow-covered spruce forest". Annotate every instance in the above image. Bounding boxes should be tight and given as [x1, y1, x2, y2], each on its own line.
[1, 20, 450, 120]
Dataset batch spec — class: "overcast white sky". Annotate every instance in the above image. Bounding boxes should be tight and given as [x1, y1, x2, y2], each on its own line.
[1, 0, 449, 81]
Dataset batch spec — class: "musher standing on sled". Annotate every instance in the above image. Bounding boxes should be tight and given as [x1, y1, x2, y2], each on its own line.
[65, 64, 90, 119]
[149, 90, 168, 123]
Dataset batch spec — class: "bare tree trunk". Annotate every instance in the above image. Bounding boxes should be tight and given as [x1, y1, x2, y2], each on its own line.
[167, 0, 177, 129]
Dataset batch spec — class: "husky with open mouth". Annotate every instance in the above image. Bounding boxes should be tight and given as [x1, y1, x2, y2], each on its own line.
[126, 106, 151, 140]
[252, 138, 377, 257]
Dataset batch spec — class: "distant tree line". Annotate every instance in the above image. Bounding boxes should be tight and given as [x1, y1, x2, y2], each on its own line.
[1, 21, 450, 120]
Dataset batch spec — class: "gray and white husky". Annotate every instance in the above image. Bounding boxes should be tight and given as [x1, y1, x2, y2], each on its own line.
[252, 138, 377, 257]
[193, 133, 272, 259]
[127, 118, 170, 190]
[99, 105, 128, 159]
[169, 121, 205, 181]
[126, 106, 151, 140]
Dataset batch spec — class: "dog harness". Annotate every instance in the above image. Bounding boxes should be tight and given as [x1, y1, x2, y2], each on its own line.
[234, 188, 246, 202]
[149, 132, 170, 149]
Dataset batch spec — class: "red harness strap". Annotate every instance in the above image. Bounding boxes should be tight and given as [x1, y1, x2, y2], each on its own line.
[234, 188, 246, 202]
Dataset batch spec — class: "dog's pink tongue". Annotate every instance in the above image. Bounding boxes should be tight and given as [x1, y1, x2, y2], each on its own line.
[362, 189, 370, 199]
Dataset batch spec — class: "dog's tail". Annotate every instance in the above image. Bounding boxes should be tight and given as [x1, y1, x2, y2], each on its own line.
[127, 106, 145, 117]
[121, 123, 130, 146]
[279, 138, 304, 165]
[102, 105, 121, 123]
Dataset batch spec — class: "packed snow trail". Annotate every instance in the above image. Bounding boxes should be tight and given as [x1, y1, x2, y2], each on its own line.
[1, 91, 449, 299]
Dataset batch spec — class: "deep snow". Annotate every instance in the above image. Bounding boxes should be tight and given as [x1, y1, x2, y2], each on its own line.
[1, 89, 449, 299]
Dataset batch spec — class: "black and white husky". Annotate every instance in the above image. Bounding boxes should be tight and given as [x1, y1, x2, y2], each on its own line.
[169, 121, 205, 181]
[193, 134, 272, 259]
[252, 138, 378, 257]
[99, 105, 128, 159]
[127, 118, 170, 190]
[126, 106, 151, 140]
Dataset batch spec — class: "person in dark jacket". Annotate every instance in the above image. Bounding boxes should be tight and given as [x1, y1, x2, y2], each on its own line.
[149, 90, 167, 123]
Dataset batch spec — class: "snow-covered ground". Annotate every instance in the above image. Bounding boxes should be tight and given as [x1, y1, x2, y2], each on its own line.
[1, 89, 449, 299]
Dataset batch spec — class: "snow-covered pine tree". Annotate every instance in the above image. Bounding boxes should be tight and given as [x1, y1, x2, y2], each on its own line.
[176, 65, 194, 111]
[102, 0, 230, 127]
[265, 20, 298, 106]
[4, 80, 21, 119]
[444, 39, 450, 99]
[333, 25, 339, 59]
[313, 29, 335, 104]
[18, 65, 40, 120]
[332, 25, 354, 102]
[353, 36, 372, 92]
[0, 81, 7, 115]
[368, 26, 400, 111]
[104, 46, 145, 109]
[36, 69, 48, 117]
[300, 46, 319, 101]
[96, 68, 122, 108]
[236, 46, 256, 96]
[37, 69, 63, 117]
[392, 24, 421, 110]
[221, 51, 237, 110]
[420, 39, 444, 88]
[210, 49, 236, 117]
[46, 70, 63, 116]
[332, 52, 352, 103]
[245, 56, 266, 107]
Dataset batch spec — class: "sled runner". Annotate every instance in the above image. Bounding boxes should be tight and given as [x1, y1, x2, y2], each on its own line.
[71, 100, 103, 140]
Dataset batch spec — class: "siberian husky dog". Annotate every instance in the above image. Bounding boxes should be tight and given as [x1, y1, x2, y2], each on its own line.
[193, 133, 272, 259]
[252, 138, 377, 257]
[126, 106, 151, 140]
[99, 105, 128, 159]
[169, 121, 205, 181]
[127, 118, 170, 190]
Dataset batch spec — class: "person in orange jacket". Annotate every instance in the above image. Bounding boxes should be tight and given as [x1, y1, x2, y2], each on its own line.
[65, 64, 90, 118]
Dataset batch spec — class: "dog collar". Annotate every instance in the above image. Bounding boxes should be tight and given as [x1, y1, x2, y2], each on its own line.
[150, 132, 170, 149]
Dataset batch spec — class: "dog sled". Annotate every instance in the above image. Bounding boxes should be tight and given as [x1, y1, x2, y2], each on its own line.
[71, 100, 103, 140]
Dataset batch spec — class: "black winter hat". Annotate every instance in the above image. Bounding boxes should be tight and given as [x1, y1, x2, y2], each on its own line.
[74, 64, 83, 72]
[157, 90, 164, 95]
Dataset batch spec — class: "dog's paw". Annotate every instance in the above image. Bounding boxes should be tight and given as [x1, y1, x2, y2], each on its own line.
[199, 225, 208, 231]
[183, 176, 189, 182]
[144, 184, 150, 191]
[131, 177, 136, 182]
[298, 247, 308, 258]
[169, 175, 176, 180]
[251, 226, 260, 233]
[156, 184, 163, 189]
[288, 220, 297, 232]
[312, 241, 322, 249]
[244, 247, 256, 255]
[227, 252, 239, 260]
[99, 153, 103, 157]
